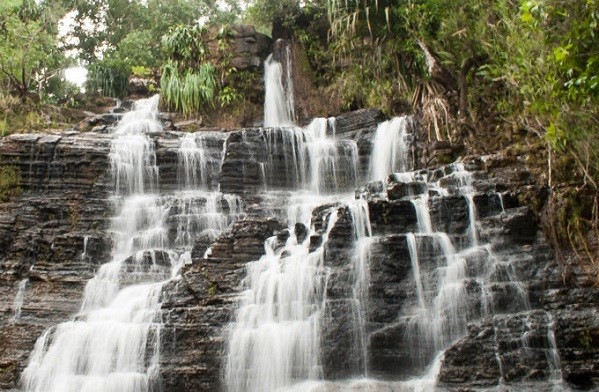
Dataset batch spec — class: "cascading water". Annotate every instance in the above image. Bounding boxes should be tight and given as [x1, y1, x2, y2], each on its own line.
[230, 45, 375, 391]
[263, 48, 295, 128]
[370, 116, 413, 180]
[225, 77, 370, 390]
[11, 278, 28, 322]
[173, 131, 240, 250]
[225, 86, 566, 390]
[21, 96, 240, 392]
[4, 48, 576, 391]
[22, 95, 170, 392]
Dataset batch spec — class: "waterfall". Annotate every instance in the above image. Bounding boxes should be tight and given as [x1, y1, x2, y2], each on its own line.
[259, 118, 358, 192]
[21, 95, 240, 392]
[13, 85, 570, 391]
[174, 131, 240, 249]
[22, 95, 169, 392]
[224, 112, 369, 391]
[369, 116, 413, 180]
[264, 48, 295, 127]
[11, 278, 28, 322]
[225, 208, 338, 391]
[222, 98, 568, 391]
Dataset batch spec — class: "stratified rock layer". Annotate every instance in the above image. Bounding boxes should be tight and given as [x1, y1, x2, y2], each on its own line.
[0, 109, 597, 391]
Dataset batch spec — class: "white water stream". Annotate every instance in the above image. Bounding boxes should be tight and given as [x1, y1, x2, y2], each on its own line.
[17, 54, 567, 392]
[264, 48, 295, 128]
[11, 278, 28, 323]
[224, 113, 368, 391]
[21, 95, 239, 392]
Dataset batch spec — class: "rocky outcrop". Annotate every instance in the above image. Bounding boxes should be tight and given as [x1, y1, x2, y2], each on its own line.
[0, 131, 113, 389]
[206, 25, 272, 71]
[159, 217, 284, 391]
[0, 107, 598, 392]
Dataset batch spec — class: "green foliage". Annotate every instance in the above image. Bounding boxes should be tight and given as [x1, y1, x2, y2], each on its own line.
[160, 61, 217, 116]
[243, 0, 302, 34]
[159, 21, 245, 116]
[218, 86, 242, 107]
[114, 30, 160, 68]
[208, 283, 217, 296]
[0, 0, 66, 100]
[87, 59, 131, 98]
[329, 64, 396, 112]
[162, 24, 208, 64]
[62, 0, 241, 65]
[45, 78, 81, 106]
[0, 166, 22, 202]
[0, 118, 9, 137]
[131, 66, 152, 78]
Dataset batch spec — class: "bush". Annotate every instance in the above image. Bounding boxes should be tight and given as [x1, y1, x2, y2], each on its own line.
[86, 58, 131, 98]
[0, 166, 21, 202]
[160, 61, 217, 117]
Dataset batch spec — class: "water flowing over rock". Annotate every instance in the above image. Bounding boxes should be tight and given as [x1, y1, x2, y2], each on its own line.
[263, 44, 295, 127]
[0, 97, 598, 391]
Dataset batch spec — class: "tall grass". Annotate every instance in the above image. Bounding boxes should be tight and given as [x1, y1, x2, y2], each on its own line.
[87, 59, 130, 98]
[160, 61, 217, 117]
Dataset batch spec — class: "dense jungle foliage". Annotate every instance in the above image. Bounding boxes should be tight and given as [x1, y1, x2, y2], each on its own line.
[0, 0, 597, 275]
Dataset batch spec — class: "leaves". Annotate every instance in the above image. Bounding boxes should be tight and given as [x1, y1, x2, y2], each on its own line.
[87, 58, 130, 98]
[162, 24, 208, 64]
[0, 0, 65, 100]
[160, 61, 217, 117]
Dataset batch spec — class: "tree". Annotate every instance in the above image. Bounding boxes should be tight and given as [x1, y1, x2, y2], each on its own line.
[0, 0, 66, 101]
[63, 0, 241, 66]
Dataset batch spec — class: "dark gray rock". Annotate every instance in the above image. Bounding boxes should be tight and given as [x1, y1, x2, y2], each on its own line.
[159, 216, 284, 392]
[0, 132, 113, 389]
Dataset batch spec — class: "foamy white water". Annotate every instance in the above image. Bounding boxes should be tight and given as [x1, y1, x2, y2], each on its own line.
[369, 116, 413, 181]
[21, 95, 241, 392]
[11, 278, 28, 322]
[264, 49, 295, 127]
[226, 105, 373, 391]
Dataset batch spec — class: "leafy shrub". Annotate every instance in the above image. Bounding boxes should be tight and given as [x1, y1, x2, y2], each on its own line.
[160, 61, 217, 116]
[131, 66, 152, 78]
[86, 59, 131, 98]
[218, 86, 242, 107]
[0, 166, 21, 202]
[161, 24, 208, 65]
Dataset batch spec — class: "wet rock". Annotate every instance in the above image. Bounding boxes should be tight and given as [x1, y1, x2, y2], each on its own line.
[334, 109, 385, 138]
[159, 216, 284, 392]
[0, 133, 114, 388]
[429, 195, 470, 237]
[503, 206, 538, 244]
[294, 222, 308, 243]
[191, 230, 221, 260]
[368, 199, 418, 235]
[387, 181, 428, 200]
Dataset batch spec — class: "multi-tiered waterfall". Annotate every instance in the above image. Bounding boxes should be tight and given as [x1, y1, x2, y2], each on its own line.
[220, 56, 567, 391]
[20, 96, 240, 392]
[14, 55, 575, 392]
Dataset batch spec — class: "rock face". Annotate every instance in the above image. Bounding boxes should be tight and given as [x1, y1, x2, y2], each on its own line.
[159, 217, 284, 391]
[0, 108, 598, 392]
[206, 25, 273, 71]
[0, 132, 113, 389]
